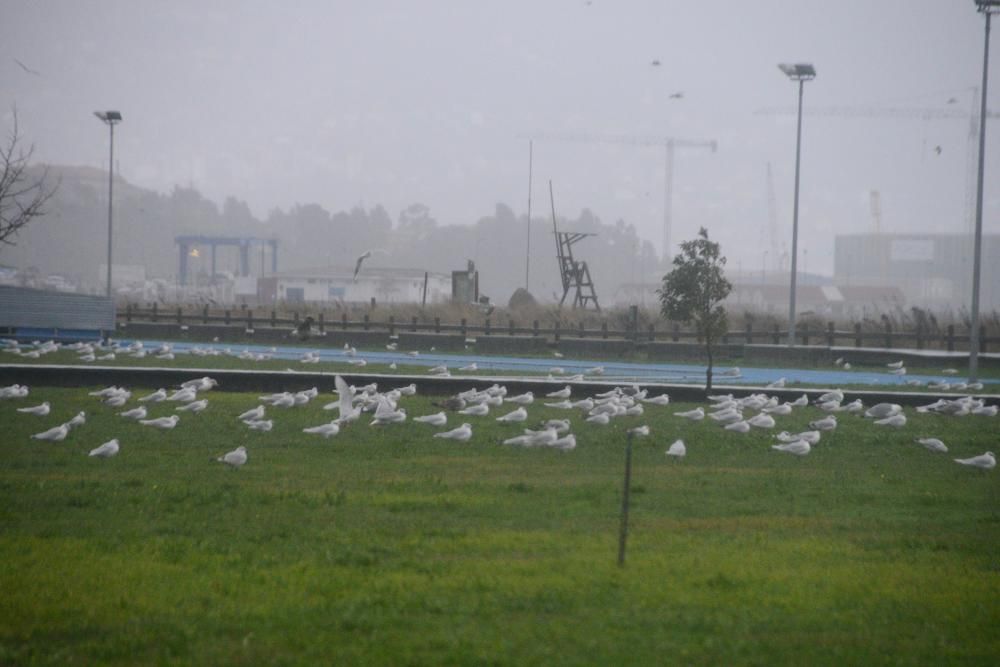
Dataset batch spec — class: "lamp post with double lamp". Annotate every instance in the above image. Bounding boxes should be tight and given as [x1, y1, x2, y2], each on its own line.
[970, 1, 998, 381]
[778, 63, 815, 347]
[94, 111, 122, 298]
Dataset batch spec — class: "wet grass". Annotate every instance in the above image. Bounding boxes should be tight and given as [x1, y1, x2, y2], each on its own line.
[1, 386, 998, 665]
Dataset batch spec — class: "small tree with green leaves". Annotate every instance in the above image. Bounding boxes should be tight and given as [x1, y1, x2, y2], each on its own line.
[658, 227, 732, 392]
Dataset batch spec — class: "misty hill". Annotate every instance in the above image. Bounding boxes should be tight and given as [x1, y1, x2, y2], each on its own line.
[3, 165, 664, 305]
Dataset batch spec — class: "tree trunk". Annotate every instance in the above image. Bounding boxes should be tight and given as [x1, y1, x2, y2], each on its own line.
[705, 338, 714, 393]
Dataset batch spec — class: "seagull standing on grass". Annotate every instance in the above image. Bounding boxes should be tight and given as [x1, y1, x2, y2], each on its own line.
[954, 451, 995, 470]
[772, 440, 811, 456]
[218, 446, 247, 469]
[31, 424, 69, 441]
[139, 415, 180, 429]
[17, 402, 50, 416]
[666, 440, 686, 459]
[915, 437, 948, 453]
[434, 423, 473, 441]
[414, 412, 447, 426]
[89, 439, 120, 458]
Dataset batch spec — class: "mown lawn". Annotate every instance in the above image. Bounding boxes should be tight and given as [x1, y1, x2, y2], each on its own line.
[1, 385, 998, 665]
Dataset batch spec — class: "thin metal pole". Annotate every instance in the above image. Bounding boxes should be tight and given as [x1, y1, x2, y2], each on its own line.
[663, 140, 674, 263]
[788, 79, 805, 347]
[106, 122, 115, 298]
[970, 10, 991, 382]
[617, 432, 634, 567]
[525, 140, 533, 291]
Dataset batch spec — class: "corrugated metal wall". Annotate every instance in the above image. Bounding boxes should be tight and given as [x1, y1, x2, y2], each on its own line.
[0, 286, 115, 329]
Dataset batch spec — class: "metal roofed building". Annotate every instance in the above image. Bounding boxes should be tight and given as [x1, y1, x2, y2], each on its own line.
[256, 266, 451, 305]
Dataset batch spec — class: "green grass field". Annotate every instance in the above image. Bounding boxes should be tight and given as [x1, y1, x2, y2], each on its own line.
[1, 384, 998, 665]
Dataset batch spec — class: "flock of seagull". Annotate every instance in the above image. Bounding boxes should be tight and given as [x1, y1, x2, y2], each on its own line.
[3, 350, 996, 471]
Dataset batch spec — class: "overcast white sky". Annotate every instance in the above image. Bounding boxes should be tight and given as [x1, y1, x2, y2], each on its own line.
[3, 0, 998, 275]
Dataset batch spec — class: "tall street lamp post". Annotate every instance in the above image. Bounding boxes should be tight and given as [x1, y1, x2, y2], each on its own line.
[778, 63, 815, 347]
[970, 1, 998, 381]
[94, 111, 122, 298]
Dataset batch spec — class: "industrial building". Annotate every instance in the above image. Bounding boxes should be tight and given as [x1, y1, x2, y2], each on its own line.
[256, 266, 451, 305]
[834, 234, 1000, 311]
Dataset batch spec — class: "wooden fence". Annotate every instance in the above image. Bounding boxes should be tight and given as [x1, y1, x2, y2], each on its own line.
[119, 304, 996, 352]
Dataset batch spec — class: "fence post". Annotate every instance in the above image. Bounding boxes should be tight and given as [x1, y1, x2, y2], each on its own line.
[434, 317, 441, 334]
[648, 324, 655, 342]
[341, 313, 348, 330]
[271, 310, 277, 327]
[363, 314, 370, 331]
[126, 303, 132, 323]
[485, 318, 491, 336]
[772, 324, 780, 345]
[202, 305, 209, 324]
[915, 321, 924, 350]
[411, 316, 418, 332]
[554, 323, 561, 342]
[947, 325, 955, 352]
[293, 312, 299, 326]
[388, 316, 395, 336]
[854, 323, 862, 347]
[802, 325, 809, 346]
[884, 321, 892, 349]
[224, 309, 230, 325]
[980, 325, 987, 353]
[533, 320, 539, 337]
[247, 310, 253, 331]
[603, 321, 609, 339]
[508, 319, 515, 336]
[177, 307, 183, 325]
[461, 318, 467, 336]
[827, 322, 835, 347]
[152, 302, 158, 323]
[673, 323, 680, 343]
[579, 321, 586, 339]
[745, 322, 753, 345]
[318, 312, 325, 334]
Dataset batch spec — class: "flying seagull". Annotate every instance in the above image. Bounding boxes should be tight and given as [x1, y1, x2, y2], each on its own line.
[14, 58, 40, 76]
[669, 92, 684, 99]
[353, 250, 372, 281]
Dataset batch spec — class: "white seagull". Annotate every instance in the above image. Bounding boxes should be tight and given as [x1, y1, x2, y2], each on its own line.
[244, 419, 273, 432]
[218, 446, 248, 468]
[772, 440, 811, 456]
[915, 437, 948, 453]
[434, 423, 473, 442]
[303, 422, 340, 438]
[496, 407, 528, 423]
[953, 451, 995, 470]
[119, 406, 147, 420]
[237, 405, 266, 422]
[138, 388, 167, 402]
[674, 407, 705, 421]
[666, 439, 686, 458]
[874, 414, 907, 428]
[546, 386, 572, 399]
[31, 424, 69, 441]
[89, 439, 120, 458]
[414, 412, 447, 426]
[16, 402, 50, 416]
[139, 415, 180, 429]
[176, 399, 208, 413]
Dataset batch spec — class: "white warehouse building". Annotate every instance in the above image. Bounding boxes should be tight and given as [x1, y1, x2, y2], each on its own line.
[256, 266, 451, 305]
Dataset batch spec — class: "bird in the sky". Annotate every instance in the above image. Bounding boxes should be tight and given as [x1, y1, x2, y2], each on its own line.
[946, 97, 958, 105]
[353, 250, 372, 281]
[651, 59, 661, 66]
[669, 92, 684, 99]
[934, 145, 942, 155]
[14, 58, 40, 76]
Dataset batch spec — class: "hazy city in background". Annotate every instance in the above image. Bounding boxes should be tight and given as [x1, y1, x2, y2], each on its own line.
[2, 0, 998, 315]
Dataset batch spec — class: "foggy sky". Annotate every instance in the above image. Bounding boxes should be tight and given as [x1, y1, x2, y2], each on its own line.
[3, 0, 998, 277]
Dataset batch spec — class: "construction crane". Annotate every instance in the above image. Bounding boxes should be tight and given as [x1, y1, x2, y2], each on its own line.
[521, 132, 717, 262]
[755, 91, 999, 233]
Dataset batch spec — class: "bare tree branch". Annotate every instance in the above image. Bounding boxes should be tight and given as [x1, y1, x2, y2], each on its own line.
[0, 108, 59, 246]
